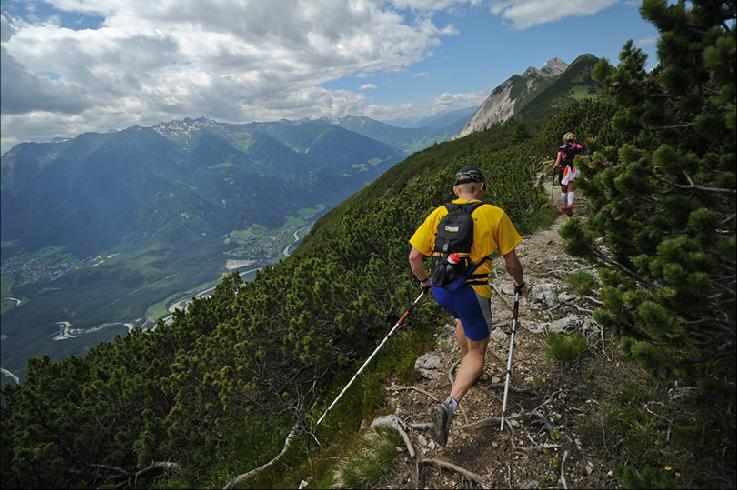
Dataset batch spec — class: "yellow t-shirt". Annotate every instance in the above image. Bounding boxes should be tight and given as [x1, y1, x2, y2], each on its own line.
[409, 198, 523, 298]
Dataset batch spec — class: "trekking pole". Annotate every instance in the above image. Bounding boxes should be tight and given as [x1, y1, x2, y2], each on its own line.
[315, 291, 426, 428]
[500, 287, 521, 431]
[551, 167, 557, 204]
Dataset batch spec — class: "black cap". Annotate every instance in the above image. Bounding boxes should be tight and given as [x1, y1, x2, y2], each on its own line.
[454, 165, 485, 185]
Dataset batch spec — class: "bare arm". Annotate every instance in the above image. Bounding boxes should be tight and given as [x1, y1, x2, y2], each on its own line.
[503, 249, 524, 287]
[409, 247, 429, 282]
[554, 151, 562, 168]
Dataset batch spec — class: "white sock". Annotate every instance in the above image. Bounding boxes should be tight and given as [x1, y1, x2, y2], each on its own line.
[560, 192, 567, 207]
[567, 192, 574, 206]
[449, 397, 459, 414]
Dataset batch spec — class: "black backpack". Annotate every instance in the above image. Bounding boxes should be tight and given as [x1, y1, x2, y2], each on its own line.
[430, 202, 487, 288]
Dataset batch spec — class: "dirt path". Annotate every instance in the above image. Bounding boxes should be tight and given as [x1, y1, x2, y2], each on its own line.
[375, 193, 630, 489]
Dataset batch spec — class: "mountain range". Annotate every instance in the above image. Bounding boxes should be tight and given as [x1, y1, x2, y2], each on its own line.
[457, 54, 601, 137]
[0, 54, 602, 381]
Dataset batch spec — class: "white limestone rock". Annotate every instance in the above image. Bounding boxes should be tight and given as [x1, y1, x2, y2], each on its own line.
[415, 353, 442, 379]
[531, 283, 557, 307]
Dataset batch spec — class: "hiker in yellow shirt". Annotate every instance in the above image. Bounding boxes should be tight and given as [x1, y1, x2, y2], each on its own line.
[408, 165, 525, 446]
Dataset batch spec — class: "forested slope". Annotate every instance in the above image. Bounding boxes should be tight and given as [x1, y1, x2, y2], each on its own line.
[1, 1, 733, 488]
[1, 97, 609, 488]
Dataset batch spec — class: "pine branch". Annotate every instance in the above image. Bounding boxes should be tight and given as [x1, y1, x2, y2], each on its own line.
[653, 172, 737, 195]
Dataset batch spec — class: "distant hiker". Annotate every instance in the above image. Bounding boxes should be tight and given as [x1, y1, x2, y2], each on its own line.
[554, 132, 583, 216]
[408, 165, 525, 446]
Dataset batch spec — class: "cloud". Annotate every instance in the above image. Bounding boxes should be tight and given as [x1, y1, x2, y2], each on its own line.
[1, 0, 462, 151]
[490, 0, 619, 29]
[390, 0, 482, 12]
[635, 35, 657, 47]
[0, 46, 92, 115]
[431, 90, 487, 110]
[360, 83, 378, 90]
[363, 89, 485, 121]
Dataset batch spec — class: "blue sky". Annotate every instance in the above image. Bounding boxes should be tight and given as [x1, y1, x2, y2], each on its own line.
[1, 0, 660, 151]
[327, 1, 658, 107]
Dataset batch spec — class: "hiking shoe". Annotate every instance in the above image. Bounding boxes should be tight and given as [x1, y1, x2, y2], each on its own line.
[431, 398, 454, 446]
[564, 205, 574, 216]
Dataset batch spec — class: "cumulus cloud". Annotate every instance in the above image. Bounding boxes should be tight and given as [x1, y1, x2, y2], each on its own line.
[360, 83, 378, 90]
[1, 0, 462, 152]
[490, 0, 618, 29]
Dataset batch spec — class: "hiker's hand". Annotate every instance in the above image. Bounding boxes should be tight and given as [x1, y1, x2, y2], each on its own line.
[420, 278, 432, 294]
[513, 281, 526, 298]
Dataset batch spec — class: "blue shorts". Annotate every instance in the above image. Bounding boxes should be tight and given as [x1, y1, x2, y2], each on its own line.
[432, 283, 493, 341]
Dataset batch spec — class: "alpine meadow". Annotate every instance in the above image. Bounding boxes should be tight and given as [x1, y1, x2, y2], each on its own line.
[0, 1, 735, 490]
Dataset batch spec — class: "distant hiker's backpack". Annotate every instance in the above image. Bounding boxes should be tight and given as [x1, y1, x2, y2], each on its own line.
[431, 202, 485, 289]
[559, 142, 583, 166]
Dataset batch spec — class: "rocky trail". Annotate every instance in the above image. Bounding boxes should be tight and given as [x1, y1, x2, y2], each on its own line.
[356, 194, 640, 489]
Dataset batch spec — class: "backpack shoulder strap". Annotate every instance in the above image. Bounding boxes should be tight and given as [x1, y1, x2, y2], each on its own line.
[466, 201, 485, 214]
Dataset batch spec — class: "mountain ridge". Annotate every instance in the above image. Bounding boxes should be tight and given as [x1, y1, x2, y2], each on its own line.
[456, 54, 601, 138]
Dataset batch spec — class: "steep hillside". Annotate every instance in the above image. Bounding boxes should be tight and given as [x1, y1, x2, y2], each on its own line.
[3, 3, 734, 486]
[0, 105, 564, 488]
[517, 54, 602, 121]
[456, 55, 601, 138]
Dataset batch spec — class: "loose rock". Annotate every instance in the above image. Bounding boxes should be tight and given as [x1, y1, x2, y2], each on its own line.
[531, 283, 557, 307]
[415, 353, 442, 379]
[548, 315, 581, 333]
[558, 292, 576, 302]
[523, 322, 546, 334]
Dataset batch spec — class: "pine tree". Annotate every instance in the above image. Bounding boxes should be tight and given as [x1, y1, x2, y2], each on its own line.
[563, 0, 735, 385]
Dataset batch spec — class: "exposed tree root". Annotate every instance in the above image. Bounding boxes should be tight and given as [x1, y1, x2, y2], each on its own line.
[371, 415, 415, 458]
[373, 414, 491, 489]
[560, 449, 569, 489]
[390, 384, 440, 403]
[421, 457, 490, 489]
[459, 407, 554, 434]
[223, 420, 301, 489]
[88, 461, 182, 488]
[485, 382, 540, 396]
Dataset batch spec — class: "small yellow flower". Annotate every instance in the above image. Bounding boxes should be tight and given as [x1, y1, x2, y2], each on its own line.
[664, 466, 672, 471]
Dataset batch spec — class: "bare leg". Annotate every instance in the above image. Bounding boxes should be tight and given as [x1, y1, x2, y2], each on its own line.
[559, 184, 568, 209]
[455, 319, 469, 357]
[450, 337, 489, 402]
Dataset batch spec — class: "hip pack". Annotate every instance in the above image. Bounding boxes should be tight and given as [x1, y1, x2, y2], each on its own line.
[431, 202, 484, 288]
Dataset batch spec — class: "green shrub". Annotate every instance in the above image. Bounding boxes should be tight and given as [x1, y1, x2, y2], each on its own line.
[566, 270, 598, 295]
[544, 332, 588, 363]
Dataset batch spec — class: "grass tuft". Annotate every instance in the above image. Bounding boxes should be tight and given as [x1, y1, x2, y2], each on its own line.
[332, 426, 402, 488]
[566, 270, 598, 296]
[544, 331, 588, 363]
